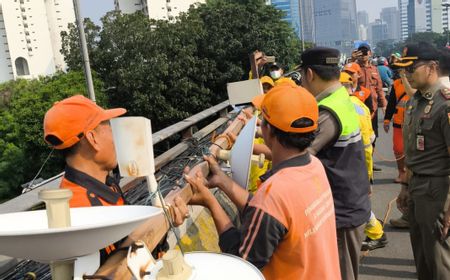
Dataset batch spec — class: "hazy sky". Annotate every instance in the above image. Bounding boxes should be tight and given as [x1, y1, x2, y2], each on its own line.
[80, 0, 399, 25]
[356, 0, 399, 22]
[79, 0, 114, 24]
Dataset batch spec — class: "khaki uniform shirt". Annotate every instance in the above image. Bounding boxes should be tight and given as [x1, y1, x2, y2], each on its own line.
[403, 81, 450, 177]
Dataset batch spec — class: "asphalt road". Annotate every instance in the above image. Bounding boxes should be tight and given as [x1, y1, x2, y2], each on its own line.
[359, 116, 417, 280]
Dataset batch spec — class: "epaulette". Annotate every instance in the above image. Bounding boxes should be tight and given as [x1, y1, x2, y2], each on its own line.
[442, 88, 450, 100]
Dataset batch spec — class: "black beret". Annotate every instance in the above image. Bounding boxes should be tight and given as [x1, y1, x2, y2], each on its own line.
[394, 42, 440, 67]
[300, 47, 341, 67]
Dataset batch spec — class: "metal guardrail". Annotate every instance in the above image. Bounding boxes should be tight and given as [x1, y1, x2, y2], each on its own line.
[0, 101, 230, 214]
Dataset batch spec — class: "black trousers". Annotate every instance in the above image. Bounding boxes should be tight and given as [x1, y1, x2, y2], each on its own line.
[337, 224, 365, 280]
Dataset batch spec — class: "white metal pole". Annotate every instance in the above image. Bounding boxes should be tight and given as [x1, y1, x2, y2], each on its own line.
[72, 0, 96, 102]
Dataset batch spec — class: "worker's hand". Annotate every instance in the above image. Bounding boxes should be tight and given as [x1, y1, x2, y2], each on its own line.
[396, 185, 409, 214]
[381, 107, 386, 115]
[185, 171, 215, 208]
[226, 132, 237, 143]
[398, 68, 406, 78]
[254, 50, 267, 67]
[441, 209, 450, 241]
[237, 115, 248, 126]
[171, 196, 190, 226]
[203, 155, 233, 191]
[351, 50, 362, 61]
[383, 122, 390, 133]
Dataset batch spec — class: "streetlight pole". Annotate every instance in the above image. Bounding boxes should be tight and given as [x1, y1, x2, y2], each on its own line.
[72, 0, 96, 102]
[443, 3, 450, 47]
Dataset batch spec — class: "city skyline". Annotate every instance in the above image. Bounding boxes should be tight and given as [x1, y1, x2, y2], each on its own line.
[80, 1, 399, 25]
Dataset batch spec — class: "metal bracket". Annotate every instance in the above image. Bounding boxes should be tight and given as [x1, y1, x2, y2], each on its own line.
[127, 241, 156, 280]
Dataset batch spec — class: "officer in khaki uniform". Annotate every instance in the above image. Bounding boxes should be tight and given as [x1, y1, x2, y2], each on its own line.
[395, 42, 450, 280]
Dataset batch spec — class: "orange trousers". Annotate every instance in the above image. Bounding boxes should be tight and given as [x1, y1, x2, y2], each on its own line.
[393, 127, 404, 156]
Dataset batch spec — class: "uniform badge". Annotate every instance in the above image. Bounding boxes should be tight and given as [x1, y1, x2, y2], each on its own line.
[424, 104, 432, 114]
[424, 92, 433, 99]
[416, 134, 425, 151]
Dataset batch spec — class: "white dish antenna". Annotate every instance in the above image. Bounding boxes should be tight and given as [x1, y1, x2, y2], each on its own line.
[147, 252, 264, 280]
[230, 116, 257, 189]
[0, 206, 161, 262]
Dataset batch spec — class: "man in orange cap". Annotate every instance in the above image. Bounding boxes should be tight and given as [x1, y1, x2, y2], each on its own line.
[186, 84, 340, 280]
[43, 95, 189, 262]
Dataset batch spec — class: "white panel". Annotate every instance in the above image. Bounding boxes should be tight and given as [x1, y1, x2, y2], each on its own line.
[111, 117, 156, 177]
[230, 116, 257, 190]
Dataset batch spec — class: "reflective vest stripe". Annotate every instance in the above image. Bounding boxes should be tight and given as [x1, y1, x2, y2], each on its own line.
[392, 79, 409, 125]
[334, 132, 362, 147]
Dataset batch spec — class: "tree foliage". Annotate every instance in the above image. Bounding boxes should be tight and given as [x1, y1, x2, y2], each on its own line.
[0, 72, 105, 200]
[375, 32, 448, 58]
[61, 0, 301, 130]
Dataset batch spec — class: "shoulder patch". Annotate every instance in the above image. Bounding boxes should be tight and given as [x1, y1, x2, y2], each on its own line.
[442, 88, 450, 100]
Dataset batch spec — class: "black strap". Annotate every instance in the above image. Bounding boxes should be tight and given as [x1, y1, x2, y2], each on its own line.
[64, 166, 122, 204]
[397, 92, 407, 104]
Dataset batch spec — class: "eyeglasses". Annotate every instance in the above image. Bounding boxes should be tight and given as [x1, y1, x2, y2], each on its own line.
[405, 62, 428, 73]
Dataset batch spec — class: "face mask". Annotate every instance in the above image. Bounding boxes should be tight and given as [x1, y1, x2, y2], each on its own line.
[270, 70, 282, 80]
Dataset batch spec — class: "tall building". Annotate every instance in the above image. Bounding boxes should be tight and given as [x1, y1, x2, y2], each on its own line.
[270, 0, 301, 39]
[114, 0, 205, 21]
[368, 19, 388, 46]
[357, 11, 369, 41]
[406, 0, 445, 35]
[358, 25, 368, 41]
[444, 0, 450, 32]
[0, 0, 75, 83]
[299, 0, 315, 43]
[314, 0, 358, 55]
[269, 0, 315, 42]
[381, 7, 401, 41]
[399, 0, 409, 40]
[357, 10, 369, 26]
[407, 0, 427, 34]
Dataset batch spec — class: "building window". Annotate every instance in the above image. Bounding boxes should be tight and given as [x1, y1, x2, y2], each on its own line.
[15, 57, 30, 76]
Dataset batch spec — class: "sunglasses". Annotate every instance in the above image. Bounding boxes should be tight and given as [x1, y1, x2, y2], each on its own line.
[405, 62, 428, 73]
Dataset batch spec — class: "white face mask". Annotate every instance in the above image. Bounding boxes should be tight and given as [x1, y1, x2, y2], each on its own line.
[270, 70, 282, 80]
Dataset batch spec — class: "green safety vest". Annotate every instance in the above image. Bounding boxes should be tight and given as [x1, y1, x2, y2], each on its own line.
[318, 86, 361, 147]
[316, 86, 370, 229]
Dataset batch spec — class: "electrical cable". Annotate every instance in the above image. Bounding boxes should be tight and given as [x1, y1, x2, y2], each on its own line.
[23, 148, 55, 193]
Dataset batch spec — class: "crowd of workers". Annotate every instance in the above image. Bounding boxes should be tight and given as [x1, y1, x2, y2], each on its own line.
[41, 41, 449, 279]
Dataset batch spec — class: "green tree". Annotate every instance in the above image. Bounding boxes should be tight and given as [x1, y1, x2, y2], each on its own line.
[60, 18, 101, 71]
[60, 1, 302, 130]
[0, 71, 105, 200]
[405, 32, 447, 47]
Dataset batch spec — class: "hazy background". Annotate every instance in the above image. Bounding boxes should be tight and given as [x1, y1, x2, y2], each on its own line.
[80, 0, 399, 24]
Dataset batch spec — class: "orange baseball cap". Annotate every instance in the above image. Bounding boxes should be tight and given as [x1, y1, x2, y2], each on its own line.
[343, 63, 361, 73]
[44, 95, 126, 149]
[251, 84, 318, 133]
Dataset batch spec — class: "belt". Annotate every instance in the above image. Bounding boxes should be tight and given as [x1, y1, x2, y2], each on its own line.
[412, 172, 449, 178]
[393, 123, 402, 129]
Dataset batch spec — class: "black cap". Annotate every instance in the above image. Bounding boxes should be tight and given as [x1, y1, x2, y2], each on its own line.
[357, 42, 371, 51]
[300, 47, 341, 67]
[394, 42, 440, 67]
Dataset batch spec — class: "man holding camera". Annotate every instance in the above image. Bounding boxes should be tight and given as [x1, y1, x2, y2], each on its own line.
[352, 44, 387, 165]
